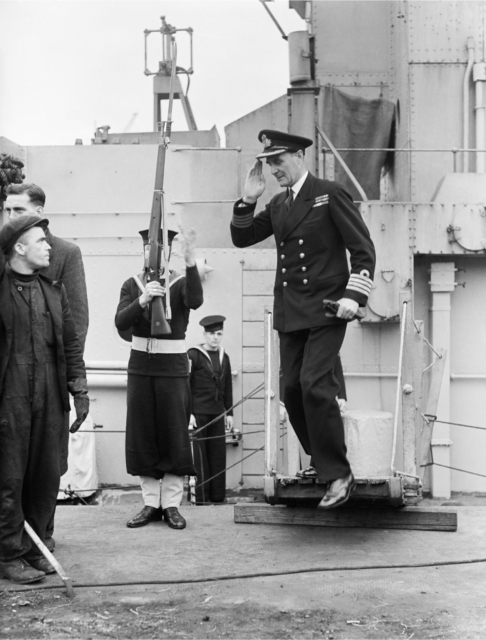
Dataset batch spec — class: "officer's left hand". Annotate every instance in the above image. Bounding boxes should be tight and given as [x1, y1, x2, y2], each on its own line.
[336, 297, 359, 320]
[337, 398, 347, 413]
[225, 415, 234, 431]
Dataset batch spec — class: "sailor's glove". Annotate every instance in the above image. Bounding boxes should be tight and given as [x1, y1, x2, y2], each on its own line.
[67, 378, 90, 433]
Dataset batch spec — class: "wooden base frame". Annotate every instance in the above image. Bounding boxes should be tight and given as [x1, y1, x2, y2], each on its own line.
[234, 503, 458, 532]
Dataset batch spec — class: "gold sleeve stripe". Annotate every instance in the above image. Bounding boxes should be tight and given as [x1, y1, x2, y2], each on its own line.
[347, 273, 373, 295]
[232, 212, 254, 228]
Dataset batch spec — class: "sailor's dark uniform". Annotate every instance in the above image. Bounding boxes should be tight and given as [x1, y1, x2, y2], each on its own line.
[115, 266, 203, 502]
[231, 173, 375, 482]
[188, 345, 233, 503]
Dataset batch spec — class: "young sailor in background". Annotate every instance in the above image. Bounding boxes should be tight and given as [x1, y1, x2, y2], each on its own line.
[115, 226, 203, 530]
[188, 316, 233, 504]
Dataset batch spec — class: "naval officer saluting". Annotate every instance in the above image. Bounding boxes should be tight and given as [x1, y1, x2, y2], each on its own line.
[230, 130, 375, 508]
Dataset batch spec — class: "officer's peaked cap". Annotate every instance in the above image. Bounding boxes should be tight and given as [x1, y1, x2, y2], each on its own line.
[200, 315, 226, 332]
[0, 215, 49, 255]
[256, 129, 313, 159]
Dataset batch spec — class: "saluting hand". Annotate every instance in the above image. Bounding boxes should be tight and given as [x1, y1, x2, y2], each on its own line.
[243, 160, 266, 203]
[139, 281, 166, 308]
[179, 225, 197, 267]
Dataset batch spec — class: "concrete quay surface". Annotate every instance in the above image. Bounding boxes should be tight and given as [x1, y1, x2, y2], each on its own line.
[1, 503, 486, 638]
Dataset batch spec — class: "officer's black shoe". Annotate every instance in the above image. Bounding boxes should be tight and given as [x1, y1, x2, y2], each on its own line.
[317, 473, 356, 509]
[27, 557, 56, 574]
[163, 507, 186, 530]
[0, 558, 45, 584]
[126, 506, 163, 528]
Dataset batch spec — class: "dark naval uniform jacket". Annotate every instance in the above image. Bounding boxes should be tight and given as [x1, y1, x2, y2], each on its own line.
[188, 346, 233, 416]
[230, 174, 376, 332]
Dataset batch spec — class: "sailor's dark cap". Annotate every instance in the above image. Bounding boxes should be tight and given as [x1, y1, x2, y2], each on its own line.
[256, 129, 313, 159]
[200, 315, 226, 332]
[139, 228, 178, 246]
[0, 215, 49, 255]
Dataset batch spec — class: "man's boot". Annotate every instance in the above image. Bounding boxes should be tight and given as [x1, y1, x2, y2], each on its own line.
[0, 558, 46, 584]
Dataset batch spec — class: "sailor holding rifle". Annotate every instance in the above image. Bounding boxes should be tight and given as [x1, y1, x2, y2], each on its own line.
[115, 226, 203, 530]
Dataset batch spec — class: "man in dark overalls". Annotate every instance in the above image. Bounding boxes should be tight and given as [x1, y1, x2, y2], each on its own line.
[188, 315, 234, 504]
[0, 216, 88, 584]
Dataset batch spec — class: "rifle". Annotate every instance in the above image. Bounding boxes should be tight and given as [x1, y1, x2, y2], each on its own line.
[146, 43, 178, 335]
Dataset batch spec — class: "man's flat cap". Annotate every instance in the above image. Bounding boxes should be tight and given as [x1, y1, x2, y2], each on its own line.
[0, 215, 49, 254]
[139, 228, 178, 246]
[200, 315, 226, 331]
[256, 129, 313, 159]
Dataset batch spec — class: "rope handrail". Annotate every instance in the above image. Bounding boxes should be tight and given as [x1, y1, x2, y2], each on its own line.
[435, 419, 486, 431]
[191, 382, 264, 437]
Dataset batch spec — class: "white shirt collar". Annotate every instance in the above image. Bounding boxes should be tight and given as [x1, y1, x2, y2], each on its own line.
[290, 171, 309, 198]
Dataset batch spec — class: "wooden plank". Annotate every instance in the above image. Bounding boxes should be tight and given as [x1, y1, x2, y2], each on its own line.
[234, 504, 458, 531]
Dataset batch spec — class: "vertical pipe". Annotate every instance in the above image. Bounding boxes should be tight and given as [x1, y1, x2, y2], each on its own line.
[429, 262, 456, 499]
[473, 62, 486, 172]
[463, 38, 475, 173]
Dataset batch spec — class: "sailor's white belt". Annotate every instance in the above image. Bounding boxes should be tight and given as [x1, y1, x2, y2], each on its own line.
[131, 337, 187, 354]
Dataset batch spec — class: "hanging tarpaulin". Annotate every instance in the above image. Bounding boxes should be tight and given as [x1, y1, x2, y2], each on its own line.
[322, 87, 396, 200]
[58, 407, 99, 501]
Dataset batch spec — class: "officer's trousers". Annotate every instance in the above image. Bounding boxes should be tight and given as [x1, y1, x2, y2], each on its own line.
[279, 324, 351, 483]
[0, 357, 64, 561]
[192, 414, 226, 503]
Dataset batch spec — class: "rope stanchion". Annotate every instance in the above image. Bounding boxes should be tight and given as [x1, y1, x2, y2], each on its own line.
[390, 301, 408, 475]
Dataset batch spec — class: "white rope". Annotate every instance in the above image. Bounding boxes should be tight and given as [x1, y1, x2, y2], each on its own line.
[390, 301, 408, 475]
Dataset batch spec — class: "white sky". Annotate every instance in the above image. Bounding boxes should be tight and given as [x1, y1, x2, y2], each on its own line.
[0, 0, 305, 146]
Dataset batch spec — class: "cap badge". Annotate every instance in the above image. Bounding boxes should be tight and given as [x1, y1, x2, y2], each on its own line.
[261, 134, 272, 148]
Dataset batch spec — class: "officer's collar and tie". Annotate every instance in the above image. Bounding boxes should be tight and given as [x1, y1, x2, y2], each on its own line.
[286, 171, 309, 209]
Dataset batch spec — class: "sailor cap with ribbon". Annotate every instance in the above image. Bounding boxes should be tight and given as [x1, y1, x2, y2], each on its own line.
[256, 129, 313, 159]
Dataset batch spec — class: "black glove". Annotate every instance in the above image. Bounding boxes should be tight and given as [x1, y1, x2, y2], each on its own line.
[67, 378, 90, 433]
